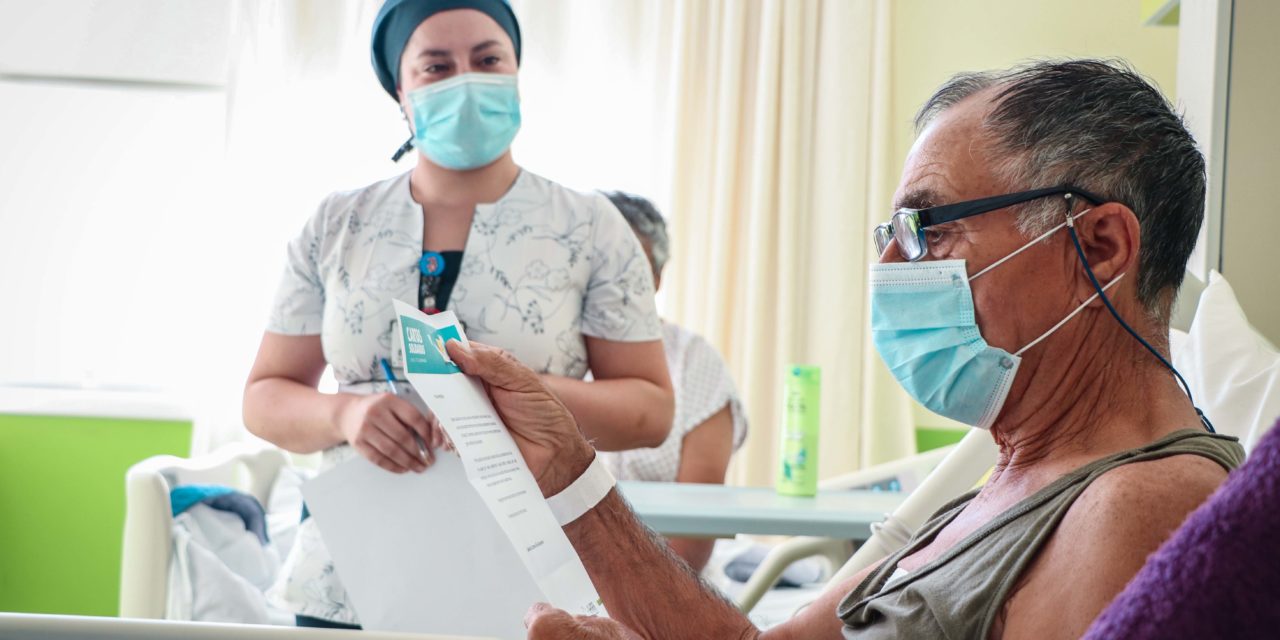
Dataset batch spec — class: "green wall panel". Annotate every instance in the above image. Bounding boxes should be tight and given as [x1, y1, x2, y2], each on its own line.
[0, 414, 191, 616]
[916, 426, 967, 453]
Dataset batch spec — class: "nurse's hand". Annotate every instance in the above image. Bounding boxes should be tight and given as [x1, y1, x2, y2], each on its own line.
[445, 340, 595, 497]
[525, 604, 640, 639]
[337, 393, 442, 473]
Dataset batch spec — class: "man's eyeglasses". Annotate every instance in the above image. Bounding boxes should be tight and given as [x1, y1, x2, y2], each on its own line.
[873, 186, 1105, 262]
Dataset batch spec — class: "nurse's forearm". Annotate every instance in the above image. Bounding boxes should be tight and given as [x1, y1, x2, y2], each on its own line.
[243, 377, 352, 453]
[668, 536, 716, 573]
[541, 375, 673, 450]
[564, 490, 758, 640]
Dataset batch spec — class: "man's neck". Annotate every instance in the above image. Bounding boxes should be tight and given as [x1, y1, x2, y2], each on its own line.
[409, 152, 520, 209]
[986, 315, 1200, 489]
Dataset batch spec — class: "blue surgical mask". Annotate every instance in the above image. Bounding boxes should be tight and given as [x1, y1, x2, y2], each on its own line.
[406, 73, 521, 170]
[869, 211, 1123, 429]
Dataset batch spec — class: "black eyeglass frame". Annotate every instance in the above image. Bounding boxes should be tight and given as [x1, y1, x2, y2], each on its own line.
[873, 186, 1106, 261]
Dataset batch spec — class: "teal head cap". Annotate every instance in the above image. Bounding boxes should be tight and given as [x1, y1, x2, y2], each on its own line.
[371, 0, 522, 100]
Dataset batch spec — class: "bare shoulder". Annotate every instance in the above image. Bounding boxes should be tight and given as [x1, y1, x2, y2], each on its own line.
[1068, 452, 1228, 538]
[997, 453, 1230, 639]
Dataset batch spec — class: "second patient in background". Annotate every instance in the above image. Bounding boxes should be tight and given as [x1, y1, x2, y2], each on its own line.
[598, 191, 749, 572]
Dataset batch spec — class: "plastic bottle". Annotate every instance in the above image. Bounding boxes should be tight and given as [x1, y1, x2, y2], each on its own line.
[777, 365, 821, 496]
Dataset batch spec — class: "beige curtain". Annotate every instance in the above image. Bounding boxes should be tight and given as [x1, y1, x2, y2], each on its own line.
[656, 0, 912, 486]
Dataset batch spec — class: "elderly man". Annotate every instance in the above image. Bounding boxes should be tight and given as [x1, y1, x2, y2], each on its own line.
[445, 59, 1245, 639]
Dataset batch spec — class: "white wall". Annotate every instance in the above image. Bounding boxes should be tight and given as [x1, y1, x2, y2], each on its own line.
[1219, 0, 1280, 345]
[1173, 0, 1231, 289]
[0, 1, 231, 420]
[0, 0, 230, 85]
[0, 81, 226, 389]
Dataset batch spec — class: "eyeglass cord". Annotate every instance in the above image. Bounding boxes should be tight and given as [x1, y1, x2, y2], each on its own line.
[1063, 200, 1216, 434]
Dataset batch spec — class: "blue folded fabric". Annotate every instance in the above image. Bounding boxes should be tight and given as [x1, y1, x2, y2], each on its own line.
[724, 543, 826, 588]
[170, 484, 270, 545]
[170, 484, 235, 517]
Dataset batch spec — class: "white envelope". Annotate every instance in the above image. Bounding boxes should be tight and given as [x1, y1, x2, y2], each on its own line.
[303, 451, 545, 639]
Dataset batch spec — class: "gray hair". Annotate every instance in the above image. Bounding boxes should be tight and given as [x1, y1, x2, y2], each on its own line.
[603, 191, 670, 274]
[915, 59, 1206, 324]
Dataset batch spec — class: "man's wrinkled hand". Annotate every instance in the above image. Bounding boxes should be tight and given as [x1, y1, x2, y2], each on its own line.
[446, 340, 595, 496]
[525, 603, 641, 639]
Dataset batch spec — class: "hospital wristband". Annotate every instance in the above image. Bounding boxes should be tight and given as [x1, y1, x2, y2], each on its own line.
[546, 452, 615, 526]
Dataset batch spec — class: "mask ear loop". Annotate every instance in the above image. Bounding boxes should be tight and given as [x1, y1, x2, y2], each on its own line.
[1014, 272, 1125, 357]
[970, 209, 1091, 281]
[1062, 195, 1215, 434]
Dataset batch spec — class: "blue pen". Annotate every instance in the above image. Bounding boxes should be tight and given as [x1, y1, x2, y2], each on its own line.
[381, 357, 429, 463]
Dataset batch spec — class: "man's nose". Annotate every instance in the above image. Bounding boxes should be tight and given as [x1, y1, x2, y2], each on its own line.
[878, 237, 906, 264]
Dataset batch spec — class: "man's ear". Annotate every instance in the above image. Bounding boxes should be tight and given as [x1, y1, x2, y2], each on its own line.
[1073, 202, 1140, 301]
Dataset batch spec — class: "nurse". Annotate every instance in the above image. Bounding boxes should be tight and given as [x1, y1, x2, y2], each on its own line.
[242, 0, 673, 628]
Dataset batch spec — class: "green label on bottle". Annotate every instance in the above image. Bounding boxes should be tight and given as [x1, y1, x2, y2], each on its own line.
[777, 365, 821, 496]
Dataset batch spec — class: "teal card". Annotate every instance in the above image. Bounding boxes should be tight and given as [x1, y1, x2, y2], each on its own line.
[400, 314, 462, 375]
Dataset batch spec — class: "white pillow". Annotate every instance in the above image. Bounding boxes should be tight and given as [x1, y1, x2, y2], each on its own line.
[1171, 271, 1280, 452]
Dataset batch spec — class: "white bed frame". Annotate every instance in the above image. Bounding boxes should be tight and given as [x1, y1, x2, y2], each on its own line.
[0, 613, 495, 640]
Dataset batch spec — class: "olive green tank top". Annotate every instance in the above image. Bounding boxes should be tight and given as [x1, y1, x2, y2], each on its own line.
[836, 429, 1244, 639]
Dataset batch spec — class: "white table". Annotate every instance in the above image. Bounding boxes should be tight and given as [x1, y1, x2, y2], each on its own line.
[618, 481, 906, 539]
[619, 482, 909, 612]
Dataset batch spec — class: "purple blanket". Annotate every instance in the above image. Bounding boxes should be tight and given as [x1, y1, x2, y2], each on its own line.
[1083, 418, 1280, 639]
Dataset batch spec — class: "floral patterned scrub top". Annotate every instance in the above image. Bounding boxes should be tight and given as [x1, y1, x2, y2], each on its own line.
[263, 169, 662, 624]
